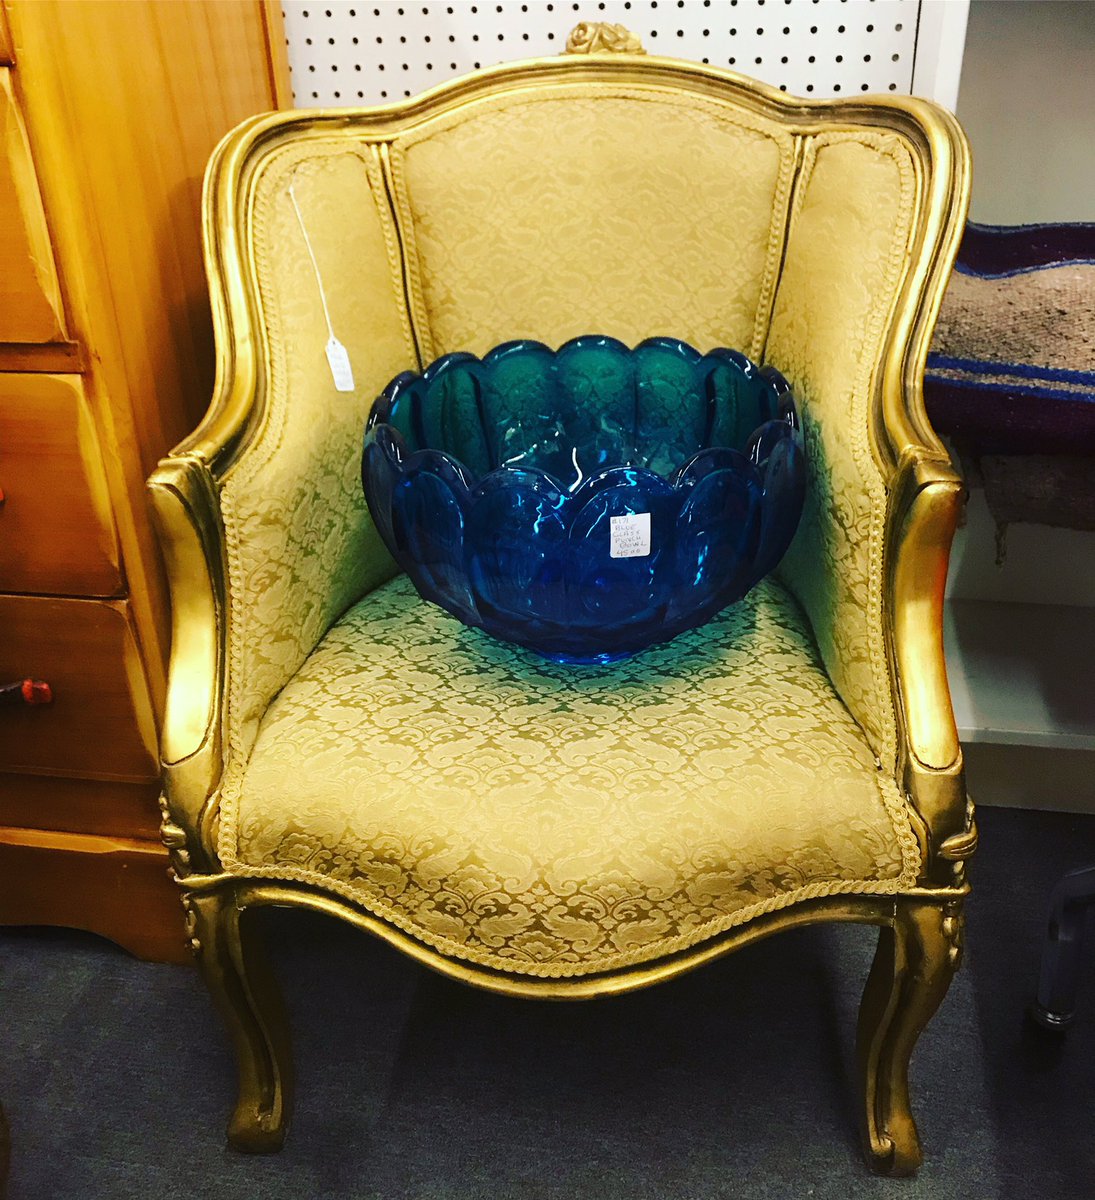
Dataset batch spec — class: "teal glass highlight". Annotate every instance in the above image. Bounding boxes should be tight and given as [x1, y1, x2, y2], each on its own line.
[362, 335, 806, 663]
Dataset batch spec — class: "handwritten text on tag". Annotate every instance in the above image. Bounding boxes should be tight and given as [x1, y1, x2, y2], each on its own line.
[610, 512, 651, 558]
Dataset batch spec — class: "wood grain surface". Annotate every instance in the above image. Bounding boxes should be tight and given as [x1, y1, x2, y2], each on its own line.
[8, 0, 289, 705]
[0, 69, 66, 343]
[0, 3, 12, 65]
[0, 772, 162, 841]
[0, 340, 85, 373]
[0, 373, 123, 596]
[0, 827, 190, 963]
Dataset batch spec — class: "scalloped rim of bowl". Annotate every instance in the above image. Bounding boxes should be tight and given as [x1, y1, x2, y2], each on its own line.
[365, 334, 798, 498]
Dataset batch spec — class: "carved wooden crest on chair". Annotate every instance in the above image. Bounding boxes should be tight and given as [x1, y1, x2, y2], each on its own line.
[149, 23, 974, 1175]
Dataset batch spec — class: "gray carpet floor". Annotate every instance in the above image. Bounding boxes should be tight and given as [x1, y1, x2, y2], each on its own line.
[2, 805, 1094, 1199]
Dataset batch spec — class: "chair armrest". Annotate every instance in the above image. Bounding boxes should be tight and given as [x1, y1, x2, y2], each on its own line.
[888, 449, 973, 879]
[148, 453, 226, 872]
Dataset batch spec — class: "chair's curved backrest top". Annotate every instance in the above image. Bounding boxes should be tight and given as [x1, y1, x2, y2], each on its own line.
[200, 47, 967, 463]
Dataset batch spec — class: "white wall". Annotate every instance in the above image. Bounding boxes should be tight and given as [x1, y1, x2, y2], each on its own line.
[956, 0, 1095, 223]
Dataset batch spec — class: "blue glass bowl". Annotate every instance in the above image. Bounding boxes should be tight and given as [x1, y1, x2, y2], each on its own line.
[362, 335, 805, 664]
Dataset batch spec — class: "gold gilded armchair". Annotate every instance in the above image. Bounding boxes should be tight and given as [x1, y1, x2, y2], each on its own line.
[149, 29, 974, 1175]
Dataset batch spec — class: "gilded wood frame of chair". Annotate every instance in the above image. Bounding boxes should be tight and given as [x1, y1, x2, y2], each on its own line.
[149, 32, 974, 1175]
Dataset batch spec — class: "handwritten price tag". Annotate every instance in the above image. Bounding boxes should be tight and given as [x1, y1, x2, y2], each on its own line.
[610, 512, 651, 558]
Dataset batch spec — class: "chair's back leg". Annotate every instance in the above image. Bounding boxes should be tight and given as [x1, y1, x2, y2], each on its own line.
[186, 886, 294, 1152]
[856, 898, 963, 1176]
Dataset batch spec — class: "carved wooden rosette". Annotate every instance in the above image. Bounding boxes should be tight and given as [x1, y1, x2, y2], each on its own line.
[565, 22, 646, 55]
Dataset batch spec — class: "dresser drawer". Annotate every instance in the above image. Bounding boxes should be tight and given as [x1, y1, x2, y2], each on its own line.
[0, 772, 162, 841]
[0, 372, 123, 595]
[0, 69, 67, 343]
[0, 595, 158, 781]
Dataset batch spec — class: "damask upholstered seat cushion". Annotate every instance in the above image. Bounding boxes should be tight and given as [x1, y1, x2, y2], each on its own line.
[220, 575, 921, 979]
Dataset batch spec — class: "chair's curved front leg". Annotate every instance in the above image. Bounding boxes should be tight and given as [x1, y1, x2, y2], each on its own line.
[186, 886, 293, 1152]
[857, 897, 963, 1175]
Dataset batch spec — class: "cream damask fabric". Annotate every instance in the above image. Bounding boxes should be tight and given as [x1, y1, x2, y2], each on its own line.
[214, 101, 917, 808]
[390, 102, 914, 771]
[221, 576, 921, 979]
[210, 97, 931, 983]
[391, 90, 796, 364]
[219, 144, 416, 761]
[767, 134, 918, 769]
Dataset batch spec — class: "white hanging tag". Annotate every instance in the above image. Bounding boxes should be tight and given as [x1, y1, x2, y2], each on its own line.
[289, 180, 356, 395]
[325, 335, 355, 392]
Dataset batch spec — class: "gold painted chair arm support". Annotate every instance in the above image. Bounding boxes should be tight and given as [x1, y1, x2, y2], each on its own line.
[888, 447, 969, 878]
[143, 116, 273, 876]
[874, 99, 971, 877]
[148, 452, 227, 873]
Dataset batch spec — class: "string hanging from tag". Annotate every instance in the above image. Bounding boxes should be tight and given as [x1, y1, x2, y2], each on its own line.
[288, 181, 356, 393]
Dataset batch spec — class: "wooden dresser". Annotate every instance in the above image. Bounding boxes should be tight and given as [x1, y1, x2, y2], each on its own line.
[0, 0, 289, 961]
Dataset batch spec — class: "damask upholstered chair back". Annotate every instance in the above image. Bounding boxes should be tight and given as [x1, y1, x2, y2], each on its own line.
[151, 36, 973, 1175]
[195, 68, 960, 775]
[208, 83, 809, 772]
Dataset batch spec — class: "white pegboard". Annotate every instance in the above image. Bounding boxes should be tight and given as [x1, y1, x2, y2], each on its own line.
[281, 0, 968, 110]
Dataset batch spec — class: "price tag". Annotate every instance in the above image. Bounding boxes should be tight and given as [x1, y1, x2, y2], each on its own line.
[610, 512, 651, 559]
[326, 335, 355, 392]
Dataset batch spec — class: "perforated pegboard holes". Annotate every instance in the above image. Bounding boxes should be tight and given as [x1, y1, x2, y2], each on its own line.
[282, 0, 923, 107]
